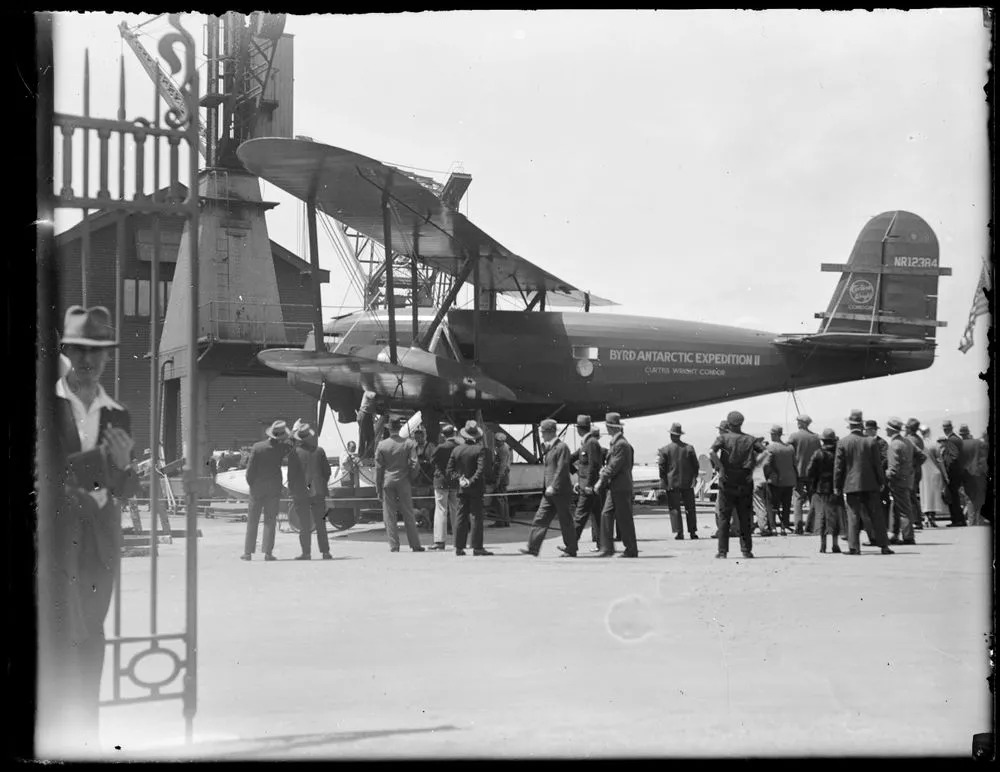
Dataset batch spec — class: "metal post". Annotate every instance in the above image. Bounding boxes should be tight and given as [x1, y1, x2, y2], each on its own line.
[82, 51, 91, 306]
[114, 59, 126, 400]
[306, 199, 325, 352]
[411, 254, 419, 343]
[382, 185, 397, 364]
[472, 255, 480, 364]
[205, 16, 218, 169]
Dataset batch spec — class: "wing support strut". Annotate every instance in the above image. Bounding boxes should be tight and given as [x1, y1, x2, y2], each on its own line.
[417, 254, 477, 351]
[306, 198, 325, 353]
[382, 176, 398, 365]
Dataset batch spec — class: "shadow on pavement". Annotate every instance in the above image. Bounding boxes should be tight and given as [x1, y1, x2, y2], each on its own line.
[145, 724, 462, 759]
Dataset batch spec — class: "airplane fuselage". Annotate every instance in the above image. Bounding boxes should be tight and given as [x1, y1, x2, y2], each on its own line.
[294, 309, 933, 425]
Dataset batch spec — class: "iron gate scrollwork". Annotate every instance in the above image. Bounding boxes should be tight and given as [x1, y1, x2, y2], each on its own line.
[45, 13, 203, 743]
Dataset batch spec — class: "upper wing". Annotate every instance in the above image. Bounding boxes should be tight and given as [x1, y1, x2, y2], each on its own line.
[237, 137, 615, 306]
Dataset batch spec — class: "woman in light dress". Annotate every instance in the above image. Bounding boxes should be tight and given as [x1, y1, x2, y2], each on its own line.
[919, 426, 949, 527]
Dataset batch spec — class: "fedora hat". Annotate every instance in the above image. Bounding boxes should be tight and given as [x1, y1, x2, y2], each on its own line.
[61, 305, 118, 348]
[293, 421, 315, 440]
[820, 428, 838, 443]
[669, 422, 684, 435]
[905, 418, 921, 431]
[576, 414, 592, 429]
[266, 420, 290, 440]
[440, 424, 456, 438]
[886, 417, 904, 433]
[864, 419, 879, 430]
[605, 412, 623, 428]
[718, 419, 730, 431]
[460, 420, 483, 441]
[846, 409, 864, 425]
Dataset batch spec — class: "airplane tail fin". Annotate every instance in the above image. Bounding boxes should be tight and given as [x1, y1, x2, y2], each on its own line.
[815, 211, 950, 345]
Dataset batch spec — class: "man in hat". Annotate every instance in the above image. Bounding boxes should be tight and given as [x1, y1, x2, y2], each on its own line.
[834, 410, 893, 555]
[710, 419, 741, 539]
[243, 420, 292, 561]
[806, 428, 843, 553]
[904, 419, 926, 530]
[429, 424, 460, 549]
[411, 427, 435, 488]
[959, 424, 986, 525]
[864, 419, 891, 534]
[446, 420, 493, 555]
[337, 440, 360, 488]
[788, 414, 821, 534]
[710, 410, 765, 558]
[658, 422, 700, 540]
[375, 417, 425, 553]
[762, 425, 797, 535]
[594, 412, 638, 557]
[522, 419, 577, 556]
[41, 306, 138, 753]
[488, 430, 513, 528]
[885, 417, 918, 545]
[571, 415, 604, 549]
[289, 421, 333, 560]
[940, 420, 966, 526]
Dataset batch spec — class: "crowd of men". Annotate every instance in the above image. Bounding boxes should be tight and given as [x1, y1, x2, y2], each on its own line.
[658, 411, 990, 559]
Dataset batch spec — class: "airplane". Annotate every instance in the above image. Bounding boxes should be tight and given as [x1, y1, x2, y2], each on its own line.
[236, 137, 951, 465]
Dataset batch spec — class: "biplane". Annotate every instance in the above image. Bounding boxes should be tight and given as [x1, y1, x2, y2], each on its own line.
[236, 137, 950, 462]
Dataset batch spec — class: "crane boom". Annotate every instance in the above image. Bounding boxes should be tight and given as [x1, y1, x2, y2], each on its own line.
[119, 21, 207, 159]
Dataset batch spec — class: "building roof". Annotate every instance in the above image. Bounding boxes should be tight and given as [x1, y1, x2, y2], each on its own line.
[54, 183, 329, 281]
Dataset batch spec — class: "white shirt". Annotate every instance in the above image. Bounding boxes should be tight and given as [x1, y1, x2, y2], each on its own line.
[56, 377, 124, 507]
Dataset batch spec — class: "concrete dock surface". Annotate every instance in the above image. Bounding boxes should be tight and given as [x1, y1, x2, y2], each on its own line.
[93, 505, 992, 759]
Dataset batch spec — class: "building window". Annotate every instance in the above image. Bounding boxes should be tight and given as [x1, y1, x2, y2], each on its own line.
[137, 279, 151, 317]
[123, 279, 172, 318]
[123, 279, 137, 317]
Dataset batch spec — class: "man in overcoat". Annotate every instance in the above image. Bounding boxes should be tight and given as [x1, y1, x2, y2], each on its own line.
[594, 412, 638, 557]
[243, 420, 291, 561]
[658, 422, 700, 540]
[834, 410, 893, 555]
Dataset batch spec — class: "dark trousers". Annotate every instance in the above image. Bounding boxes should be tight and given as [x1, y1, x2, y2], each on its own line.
[527, 493, 577, 554]
[813, 493, 843, 537]
[600, 489, 637, 555]
[40, 529, 116, 755]
[945, 469, 966, 524]
[456, 489, 485, 551]
[887, 482, 915, 541]
[667, 488, 698, 536]
[845, 491, 889, 551]
[245, 493, 279, 555]
[716, 492, 741, 535]
[767, 484, 794, 530]
[573, 489, 602, 543]
[296, 495, 331, 555]
[717, 487, 753, 555]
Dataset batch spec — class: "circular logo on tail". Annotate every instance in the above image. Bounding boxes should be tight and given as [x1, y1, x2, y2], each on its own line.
[848, 279, 875, 305]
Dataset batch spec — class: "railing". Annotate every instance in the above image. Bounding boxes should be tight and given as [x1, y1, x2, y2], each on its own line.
[198, 299, 313, 345]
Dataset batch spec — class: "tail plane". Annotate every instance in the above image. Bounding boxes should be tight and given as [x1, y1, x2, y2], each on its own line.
[777, 211, 951, 351]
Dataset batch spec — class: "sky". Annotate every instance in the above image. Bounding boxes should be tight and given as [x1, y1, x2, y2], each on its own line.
[49, 9, 992, 462]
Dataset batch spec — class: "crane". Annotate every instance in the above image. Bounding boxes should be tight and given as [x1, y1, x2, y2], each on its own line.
[118, 20, 208, 159]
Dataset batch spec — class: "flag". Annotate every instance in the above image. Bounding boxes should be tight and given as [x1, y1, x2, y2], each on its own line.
[958, 261, 992, 353]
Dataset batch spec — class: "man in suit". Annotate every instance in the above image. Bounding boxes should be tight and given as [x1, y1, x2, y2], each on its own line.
[941, 420, 967, 527]
[710, 410, 765, 559]
[788, 414, 821, 534]
[289, 422, 333, 560]
[571, 415, 604, 550]
[42, 306, 138, 755]
[658, 422, 700, 540]
[905, 418, 926, 530]
[959, 424, 986, 525]
[762, 425, 797, 534]
[834, 410, 893, 555]
[446, 420, 493, 556]
[885, 417, 920, 546]
[521, 419, 577, 556]
[594, 412, 638, 558]
[375, 417, 426, 553]
[487, 431, 513, 528]
[429, 424, 460, 550]
[242, 420, 291, 561]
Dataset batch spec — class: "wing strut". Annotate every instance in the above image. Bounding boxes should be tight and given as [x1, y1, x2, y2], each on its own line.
[306, 198, 324, 353]
[417, 255, 477, 350]
[381, 175, 398, 365]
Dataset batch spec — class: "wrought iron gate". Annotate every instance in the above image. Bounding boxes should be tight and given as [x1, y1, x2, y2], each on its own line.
[39, 13, 203, 742]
